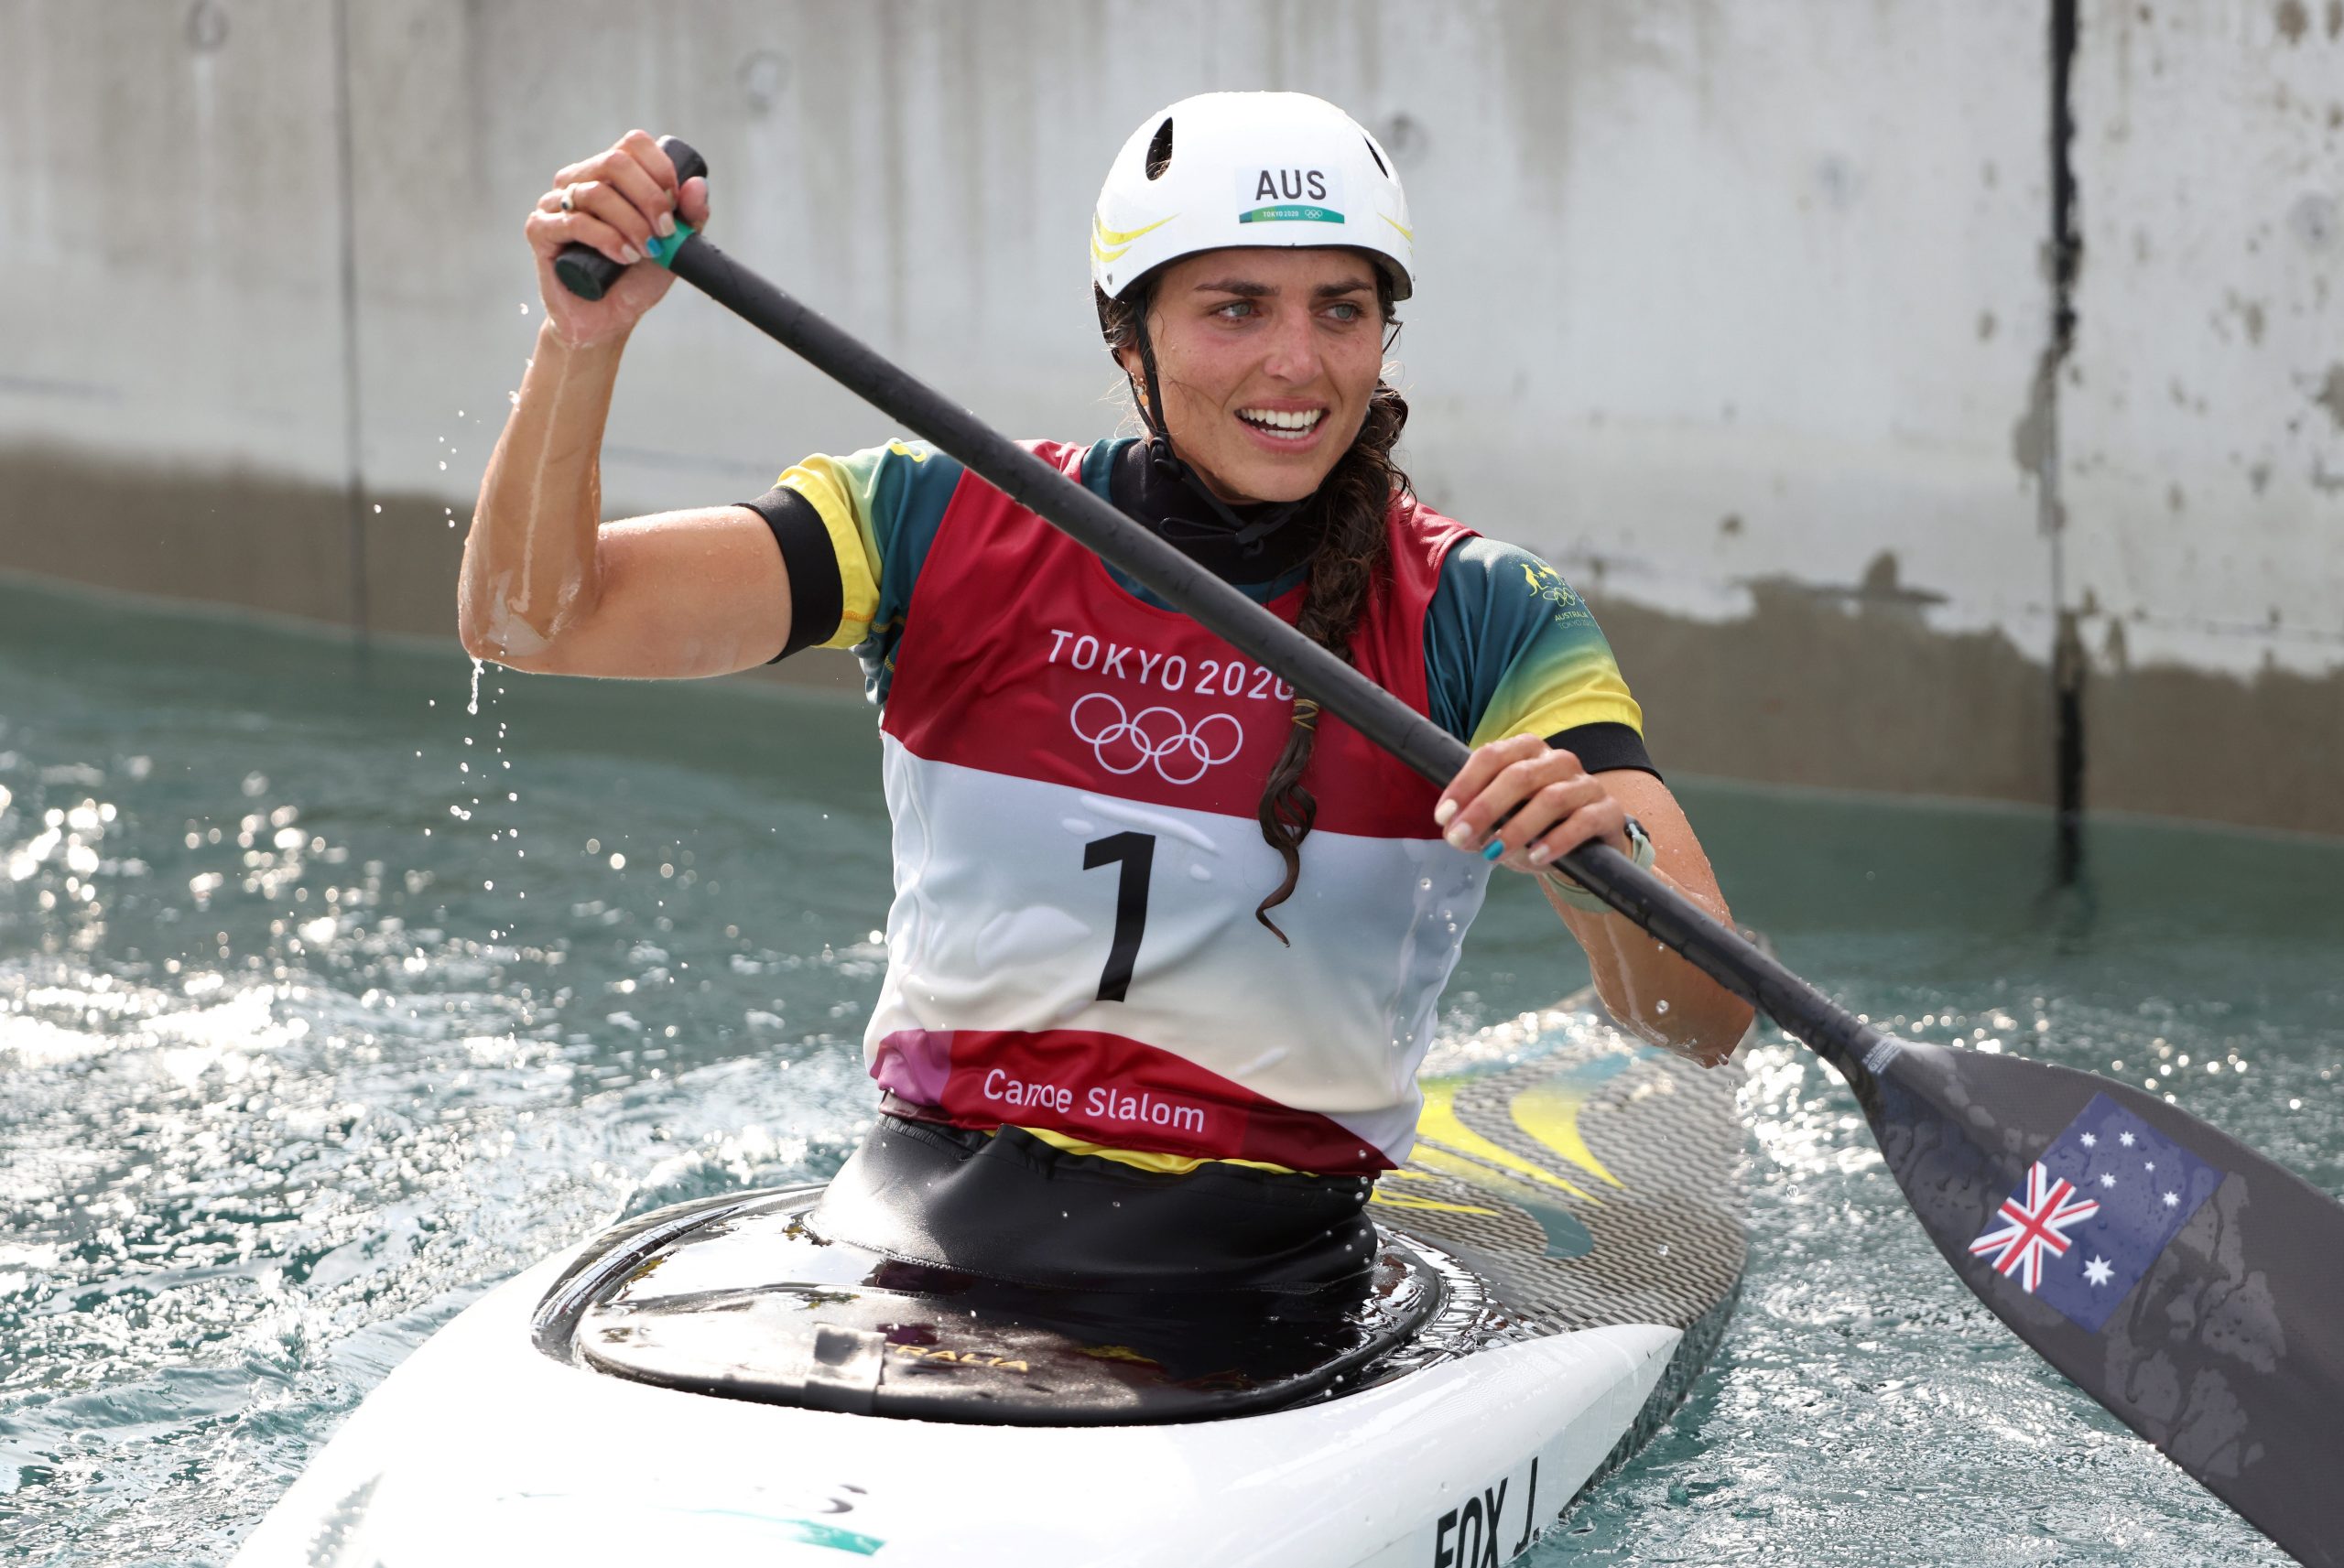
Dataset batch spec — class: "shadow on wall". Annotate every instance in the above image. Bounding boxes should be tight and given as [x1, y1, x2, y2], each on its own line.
[1594, 546, 2344, 840]
[0, 441, 864, 699]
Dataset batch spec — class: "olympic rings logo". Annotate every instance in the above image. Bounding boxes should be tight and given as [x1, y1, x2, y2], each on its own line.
[1069, 693, 1245, 784]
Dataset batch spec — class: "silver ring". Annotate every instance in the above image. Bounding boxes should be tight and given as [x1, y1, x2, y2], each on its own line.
[559, 183, 578, 213]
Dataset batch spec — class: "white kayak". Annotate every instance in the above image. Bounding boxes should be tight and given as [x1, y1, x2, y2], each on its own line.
[233, 1014, 1744, 1567]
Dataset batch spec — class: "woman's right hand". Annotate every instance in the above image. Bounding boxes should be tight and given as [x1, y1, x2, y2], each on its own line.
[523, 130, 711, 351]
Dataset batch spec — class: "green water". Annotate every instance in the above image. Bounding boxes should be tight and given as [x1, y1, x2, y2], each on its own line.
[0, 578, 2336, 1565]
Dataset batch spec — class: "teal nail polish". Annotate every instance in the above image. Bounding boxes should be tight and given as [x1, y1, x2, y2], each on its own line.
[1481, 840, 1504, 861]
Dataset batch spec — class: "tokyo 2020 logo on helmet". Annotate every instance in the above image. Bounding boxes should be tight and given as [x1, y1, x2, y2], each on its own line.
[1069, 693, 1245, 785]
[1090, 92, 1416, 304]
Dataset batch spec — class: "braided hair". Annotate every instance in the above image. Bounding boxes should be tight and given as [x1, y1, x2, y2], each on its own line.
[1096, 273, 1415, 943]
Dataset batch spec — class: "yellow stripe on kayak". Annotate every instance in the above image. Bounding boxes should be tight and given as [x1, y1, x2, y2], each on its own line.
[1508, 1076, 1627, 1190]
[1416, 1079, 1596, 1202]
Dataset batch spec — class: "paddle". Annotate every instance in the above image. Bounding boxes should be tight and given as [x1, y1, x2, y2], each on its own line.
[557, 140, 2344, 1566]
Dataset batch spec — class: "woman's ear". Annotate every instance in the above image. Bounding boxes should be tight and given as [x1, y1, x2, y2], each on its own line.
[1115, 351, 1150, 414]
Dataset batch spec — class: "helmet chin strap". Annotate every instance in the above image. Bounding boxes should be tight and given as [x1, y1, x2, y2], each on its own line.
[1131, 315, 1310, 556]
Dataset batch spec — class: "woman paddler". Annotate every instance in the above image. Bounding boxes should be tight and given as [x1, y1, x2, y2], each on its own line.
[462, 93, 1753, 1294]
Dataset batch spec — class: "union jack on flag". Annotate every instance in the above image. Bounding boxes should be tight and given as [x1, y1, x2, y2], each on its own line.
[1970, 1161, 2100, 1292]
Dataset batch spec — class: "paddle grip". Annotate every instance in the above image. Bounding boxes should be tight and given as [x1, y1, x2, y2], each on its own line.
[654, 222, 1897, 1084]
[551, 137, 708, 302]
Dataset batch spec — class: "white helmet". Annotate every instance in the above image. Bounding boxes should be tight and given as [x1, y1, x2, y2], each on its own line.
[1090, 92, 1415, 304]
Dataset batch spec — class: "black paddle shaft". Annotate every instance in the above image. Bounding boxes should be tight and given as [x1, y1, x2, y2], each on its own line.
[656, 227, 1891, 1085]
[552, 145, 2344, 1564]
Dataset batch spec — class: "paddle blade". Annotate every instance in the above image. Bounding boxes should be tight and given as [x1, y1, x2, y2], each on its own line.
[1854, 1039, 2344, 1567]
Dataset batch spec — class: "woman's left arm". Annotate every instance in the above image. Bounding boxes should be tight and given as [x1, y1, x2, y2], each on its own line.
[1434, 736, 1755, 1065]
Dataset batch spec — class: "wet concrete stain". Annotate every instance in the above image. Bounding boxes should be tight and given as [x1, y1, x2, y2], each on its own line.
[2275, 0, 2308, 45]
[2223, 292, 2269, 346]
[2315, 363, 2344, 430]
[2012, 349, 2058, 483]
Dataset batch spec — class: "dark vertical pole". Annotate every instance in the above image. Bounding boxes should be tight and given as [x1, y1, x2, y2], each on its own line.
[2048, 0, 2081, 350]
[2046, 0, 2085, 884]
[2052, 610, 2087, 885]
[331, 0, 372, 662]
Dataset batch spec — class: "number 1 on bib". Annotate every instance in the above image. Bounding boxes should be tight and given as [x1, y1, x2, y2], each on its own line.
[1081, 832, 1156, 1001]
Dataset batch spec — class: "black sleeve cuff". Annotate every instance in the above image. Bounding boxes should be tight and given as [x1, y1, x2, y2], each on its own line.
[739, 485, 843, 661]
[1546, 720, 1660, 781]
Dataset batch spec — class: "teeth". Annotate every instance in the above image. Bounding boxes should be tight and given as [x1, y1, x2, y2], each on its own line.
[1240, 407, 1324, 432]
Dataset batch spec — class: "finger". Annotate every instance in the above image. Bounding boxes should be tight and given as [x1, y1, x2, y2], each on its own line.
[596, 141, 679, 234]
[565, 180, 652, 260]
[559, 132, 675, 193]
[1447, 748, 1588, 855]
[1522, 795, 1627, 869]
[524, 207, 640, 269]
[677, 173, 711, 230]
[1435, 735, 1547, 838]
[1492, 775, 1608, 861]
[614, 128, 679, 195]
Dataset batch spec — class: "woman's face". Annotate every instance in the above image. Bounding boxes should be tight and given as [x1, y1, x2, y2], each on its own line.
[1121, 247, 1387, 504]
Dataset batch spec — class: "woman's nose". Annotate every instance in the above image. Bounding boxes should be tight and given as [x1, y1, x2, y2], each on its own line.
[1258, 309, 1324, 384]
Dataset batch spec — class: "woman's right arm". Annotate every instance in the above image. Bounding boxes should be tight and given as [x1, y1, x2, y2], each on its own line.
[459, 131, 794, 679]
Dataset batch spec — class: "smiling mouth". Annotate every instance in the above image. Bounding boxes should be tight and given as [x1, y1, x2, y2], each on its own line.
[1236, 406, 1327, 441]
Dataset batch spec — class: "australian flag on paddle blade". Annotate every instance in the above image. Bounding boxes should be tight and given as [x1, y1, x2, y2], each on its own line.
[1968, 1092, 2224, 1333]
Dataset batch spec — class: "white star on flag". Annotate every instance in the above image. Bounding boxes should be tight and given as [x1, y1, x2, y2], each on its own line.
[2099, 1173, 2116, 1187]
[2162, 1191, 2180, 1207]
[2120, 1130, 2136, 1147]
[2083, 1256, 2115, 1287]
[2144, 1161, 2155, 1172]
[2080, 1132, 2097, 1148]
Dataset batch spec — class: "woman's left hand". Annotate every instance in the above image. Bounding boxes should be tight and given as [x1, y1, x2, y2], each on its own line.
[1433, 735, 1628, 874]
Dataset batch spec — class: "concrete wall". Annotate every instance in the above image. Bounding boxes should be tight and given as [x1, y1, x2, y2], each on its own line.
[2062, 1, 2344, 829]
[1, 0, 2338, 832]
